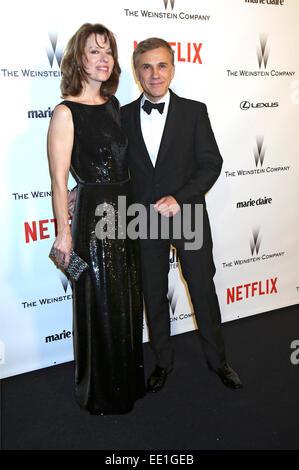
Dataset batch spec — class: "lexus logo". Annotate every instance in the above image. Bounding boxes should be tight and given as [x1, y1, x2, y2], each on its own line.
[250, 228, 261, 256]
[163, 0, 175, 9]
[240, 101, 250, 110]
[46, 32, 63, 68]
[257, 34, 269, 69]
[240, 101, 279, 110]
[254, 136, 266, 167]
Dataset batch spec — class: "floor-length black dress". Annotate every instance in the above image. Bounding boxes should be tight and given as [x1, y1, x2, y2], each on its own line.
[61, 97, 145, 414]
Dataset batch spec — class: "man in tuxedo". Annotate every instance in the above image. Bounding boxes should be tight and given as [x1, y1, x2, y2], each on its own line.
[121, 37, 242, 392]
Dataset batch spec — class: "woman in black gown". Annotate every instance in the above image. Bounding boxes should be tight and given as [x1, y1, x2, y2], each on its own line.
[47, 23, 145, 414]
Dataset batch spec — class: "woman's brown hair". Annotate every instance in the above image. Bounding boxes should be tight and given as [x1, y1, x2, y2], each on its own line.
[60, 23, 121, 98]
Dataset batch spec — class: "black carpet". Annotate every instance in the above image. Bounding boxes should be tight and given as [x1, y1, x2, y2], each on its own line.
[1, 304, 299, 451]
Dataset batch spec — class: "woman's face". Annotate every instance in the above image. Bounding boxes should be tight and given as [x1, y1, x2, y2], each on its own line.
[82, 33, 114, 85]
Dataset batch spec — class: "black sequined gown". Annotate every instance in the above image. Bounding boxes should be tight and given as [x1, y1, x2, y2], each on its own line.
[61, 97, 145, 414]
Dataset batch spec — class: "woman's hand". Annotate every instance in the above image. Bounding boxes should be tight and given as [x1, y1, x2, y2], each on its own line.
[53, 229, 72, 267]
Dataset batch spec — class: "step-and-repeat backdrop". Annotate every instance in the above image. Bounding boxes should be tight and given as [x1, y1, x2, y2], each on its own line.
[0, 0, 298, 378]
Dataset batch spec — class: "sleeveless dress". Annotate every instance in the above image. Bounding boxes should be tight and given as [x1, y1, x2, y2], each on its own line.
[61, 97, 145, 414]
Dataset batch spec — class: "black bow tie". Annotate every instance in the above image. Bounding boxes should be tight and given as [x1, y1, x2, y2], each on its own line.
[142, 100, 165, 115]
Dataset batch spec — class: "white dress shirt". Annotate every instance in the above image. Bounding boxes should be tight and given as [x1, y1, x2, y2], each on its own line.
[140, 91, 170, 167]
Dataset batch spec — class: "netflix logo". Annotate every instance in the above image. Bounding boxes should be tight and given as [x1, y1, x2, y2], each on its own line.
[133, 41, 202, 64]
[24, 217, 72, 243]
[227, 277, 278, 304]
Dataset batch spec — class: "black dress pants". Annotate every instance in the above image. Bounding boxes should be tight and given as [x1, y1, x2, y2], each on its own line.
[139, 232, 226, 371]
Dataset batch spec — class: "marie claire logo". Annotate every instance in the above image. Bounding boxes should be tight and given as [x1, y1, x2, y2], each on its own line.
[236, 196, 272, 209]
[244, 0, 285, 5]
[226, 34, 295, 78]
[124, 0, 210, 21]
[222, 228, 285, 269]
[240, 100, 279, 110]
[45, 329, 72, 344]
[28, 107, 54, 119]
[0, 31, 63, 79]
[224, 136, 290, 177]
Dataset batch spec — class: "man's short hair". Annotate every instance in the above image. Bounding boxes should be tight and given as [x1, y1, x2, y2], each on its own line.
[133, 37, 174, 69]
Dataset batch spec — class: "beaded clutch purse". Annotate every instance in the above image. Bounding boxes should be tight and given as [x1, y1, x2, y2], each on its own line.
[50, 246, 88, 281]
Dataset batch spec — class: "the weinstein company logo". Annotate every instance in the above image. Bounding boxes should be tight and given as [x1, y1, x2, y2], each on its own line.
[226, 34, 295, 77]
[257, 34, 269, 69]
[20, 269, 72, 310]
[124, 0, 209, 21]
[167, 251, 195, 323]
[59, 271, 72, 293]
[167, 284, 178, 316]
[224, 136, 290, 177]
[222, 228, 285, 270]
[21, 290, 72, 310]
[164, 0, 175, 9]
[250, 228, 261, 255]
[1, 31, 63, 78]
[46, 32, 63, 68]
[254, 135, 265, 167]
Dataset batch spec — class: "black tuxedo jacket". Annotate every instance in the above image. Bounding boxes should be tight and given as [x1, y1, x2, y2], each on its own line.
[120, 89, 223, 210]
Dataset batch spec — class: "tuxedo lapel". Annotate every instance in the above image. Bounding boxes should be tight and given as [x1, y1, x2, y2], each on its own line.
[155, 90, 180, 170]
[134, 95, 155, 172]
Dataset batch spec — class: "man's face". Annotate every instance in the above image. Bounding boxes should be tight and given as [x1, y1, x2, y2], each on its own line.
[135, 47, 175, 102]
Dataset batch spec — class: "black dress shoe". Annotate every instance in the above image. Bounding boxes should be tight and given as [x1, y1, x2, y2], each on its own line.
[147, 365, 171, 393]
[208, 363, 243, 389]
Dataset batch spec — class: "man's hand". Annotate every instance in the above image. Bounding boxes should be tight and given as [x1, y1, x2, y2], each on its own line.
[154, 196, 180, 217]
[68, 190, 77, 217]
